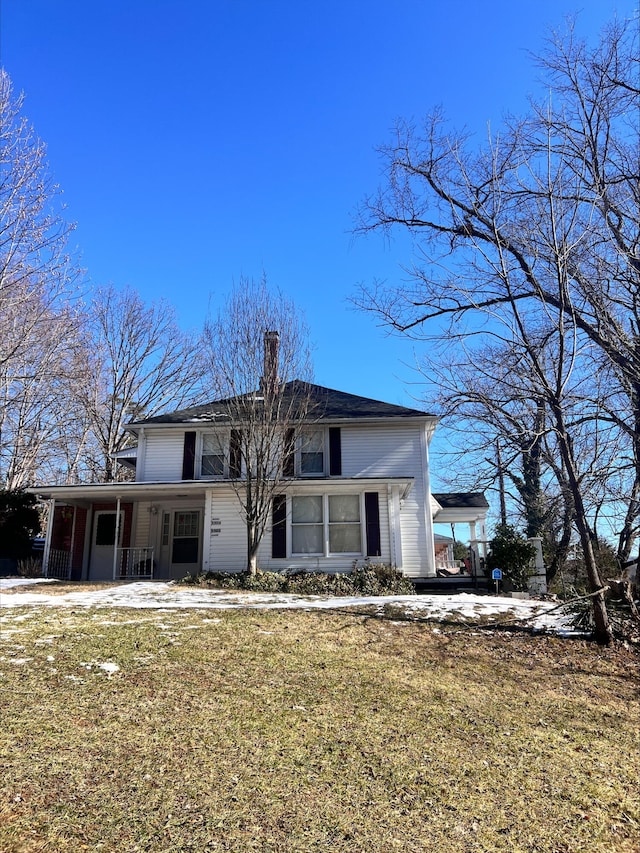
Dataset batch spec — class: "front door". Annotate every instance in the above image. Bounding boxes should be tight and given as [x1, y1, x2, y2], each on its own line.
[159, 509, 202, 580]
[90, 511, 123, 581]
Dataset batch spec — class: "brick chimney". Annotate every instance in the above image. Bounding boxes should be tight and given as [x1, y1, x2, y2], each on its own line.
[262, 330, 280, 396]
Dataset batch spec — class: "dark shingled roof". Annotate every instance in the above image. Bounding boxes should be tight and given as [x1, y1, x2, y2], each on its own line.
[433, 492, 489, 509]
[131, 381, 435, 426]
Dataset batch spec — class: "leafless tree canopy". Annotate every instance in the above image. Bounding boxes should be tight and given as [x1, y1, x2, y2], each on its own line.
[203, 275, 314, 573]
[77, 285, 209, 482]
[0, 70, 83, 489]
[0, 70, 210, 488]
[355, 16, 639, 643]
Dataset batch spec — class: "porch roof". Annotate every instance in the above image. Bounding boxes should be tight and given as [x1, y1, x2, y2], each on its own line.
[29, 477, 415, 504]
[431, 491, 489, 524]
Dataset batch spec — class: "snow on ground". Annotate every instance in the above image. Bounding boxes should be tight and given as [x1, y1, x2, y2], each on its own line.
[0, 577, 578, 635]
[0, 577, 55, 589]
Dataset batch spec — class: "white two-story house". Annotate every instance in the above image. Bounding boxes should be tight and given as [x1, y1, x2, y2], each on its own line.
[32, 375, 488, 584]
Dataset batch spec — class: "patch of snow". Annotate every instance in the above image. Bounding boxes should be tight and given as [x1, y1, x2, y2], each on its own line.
[0, 581, 578, 635]
[81, 660, 120, 675]
[0, 577, 55, 590]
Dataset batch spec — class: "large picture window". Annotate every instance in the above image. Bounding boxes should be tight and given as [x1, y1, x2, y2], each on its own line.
[291, 494, 362, 555]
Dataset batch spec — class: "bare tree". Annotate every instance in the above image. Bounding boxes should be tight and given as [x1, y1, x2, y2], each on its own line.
[354, 16, 639, 642]
[78, 285, 208, 482]
[202, 276, 314, 574]
[0, 298, 85, 488]
[0, 69, 83, 487]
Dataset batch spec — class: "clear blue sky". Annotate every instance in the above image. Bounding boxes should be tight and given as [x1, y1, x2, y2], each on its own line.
[0, 0, 635, 486]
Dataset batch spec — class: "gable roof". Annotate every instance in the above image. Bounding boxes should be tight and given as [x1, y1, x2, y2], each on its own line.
[129, 381, 435, 427]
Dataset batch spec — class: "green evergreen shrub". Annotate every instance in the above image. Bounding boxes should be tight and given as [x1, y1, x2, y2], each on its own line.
[0, 490, 41, 559]
[486, 524, 537, 592]
[179, 564, 415, 596]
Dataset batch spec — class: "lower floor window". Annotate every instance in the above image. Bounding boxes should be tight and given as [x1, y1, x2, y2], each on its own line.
[291, 494, 362, 555]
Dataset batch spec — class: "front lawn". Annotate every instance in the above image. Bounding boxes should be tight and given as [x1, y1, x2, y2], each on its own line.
[1, 606, 637, 852]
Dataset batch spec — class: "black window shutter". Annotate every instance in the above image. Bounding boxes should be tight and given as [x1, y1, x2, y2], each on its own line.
[329, 427, 342, 476]
[283, 428, 295, 477]
[229, 429, 242, 479]
[182, 431, 196, 480]
[272, 495, 287, 558]
[364, 491, 381, 557]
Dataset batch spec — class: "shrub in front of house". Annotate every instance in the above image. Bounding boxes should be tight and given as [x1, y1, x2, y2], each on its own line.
[486, 524, 537, 591]
[180, 564, 415, 596]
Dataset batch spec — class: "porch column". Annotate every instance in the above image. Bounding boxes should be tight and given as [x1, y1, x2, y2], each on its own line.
[388, 486, 403, 570]
[468, 521, 479, 576]
[112, 496, 122, 580]
[43, 499, 55, 577]
[528, 537, 547, 594]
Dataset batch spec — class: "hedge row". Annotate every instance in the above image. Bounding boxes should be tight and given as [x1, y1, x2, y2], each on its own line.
[179, 563, 416, 596]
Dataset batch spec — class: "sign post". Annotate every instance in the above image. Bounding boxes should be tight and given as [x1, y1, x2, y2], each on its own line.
[491, 568, 502, 595]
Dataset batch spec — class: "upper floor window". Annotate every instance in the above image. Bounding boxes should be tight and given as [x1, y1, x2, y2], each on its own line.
[201, 434, 225, 478]
[299, 429, 325, 476]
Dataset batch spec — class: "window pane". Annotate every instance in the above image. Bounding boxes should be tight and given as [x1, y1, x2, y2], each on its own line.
[300, 430, 324, 474]
[329, 524, 361, 553]
[292, 525, 323, 554]
[95, 514, 116, 546]
[174, 511, 199, 537]
[329, 494, 360, 522]
[292, 495, 322, 523]
[302, 430, 324, 452]
[202, 454, 224, 476]
[301, 452, 323, 474]
[203, 434, 222, 452]
[172, 537, 199, 563]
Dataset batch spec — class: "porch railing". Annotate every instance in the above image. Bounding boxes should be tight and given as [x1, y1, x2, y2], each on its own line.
[116, 547, 155, 580]
[435, 560, 466, 575]
[46, 549, 72, 580]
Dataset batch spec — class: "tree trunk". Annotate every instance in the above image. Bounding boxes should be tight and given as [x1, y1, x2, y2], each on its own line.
[246, 512, 259, 576]
[247, 547, 259, 576]
[551, 402, 613, 645]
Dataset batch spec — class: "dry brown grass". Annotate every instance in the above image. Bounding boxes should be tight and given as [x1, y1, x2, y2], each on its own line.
[1, 605, 638, 852]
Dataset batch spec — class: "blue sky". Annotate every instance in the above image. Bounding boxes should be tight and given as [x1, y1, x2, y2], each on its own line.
[1, 0, 635, 487]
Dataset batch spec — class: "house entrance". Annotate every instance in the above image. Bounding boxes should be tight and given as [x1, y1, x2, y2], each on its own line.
[90, 510, 123, 581]
[159, 508, 202, 580]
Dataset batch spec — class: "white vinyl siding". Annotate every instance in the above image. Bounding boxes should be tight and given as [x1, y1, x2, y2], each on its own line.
[204, 488, 249, 573]
[130, 419, 434, 576]
[142, 430, 186, 481]
[340, 424, 423, 478]
[341, 424, 431, 576]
